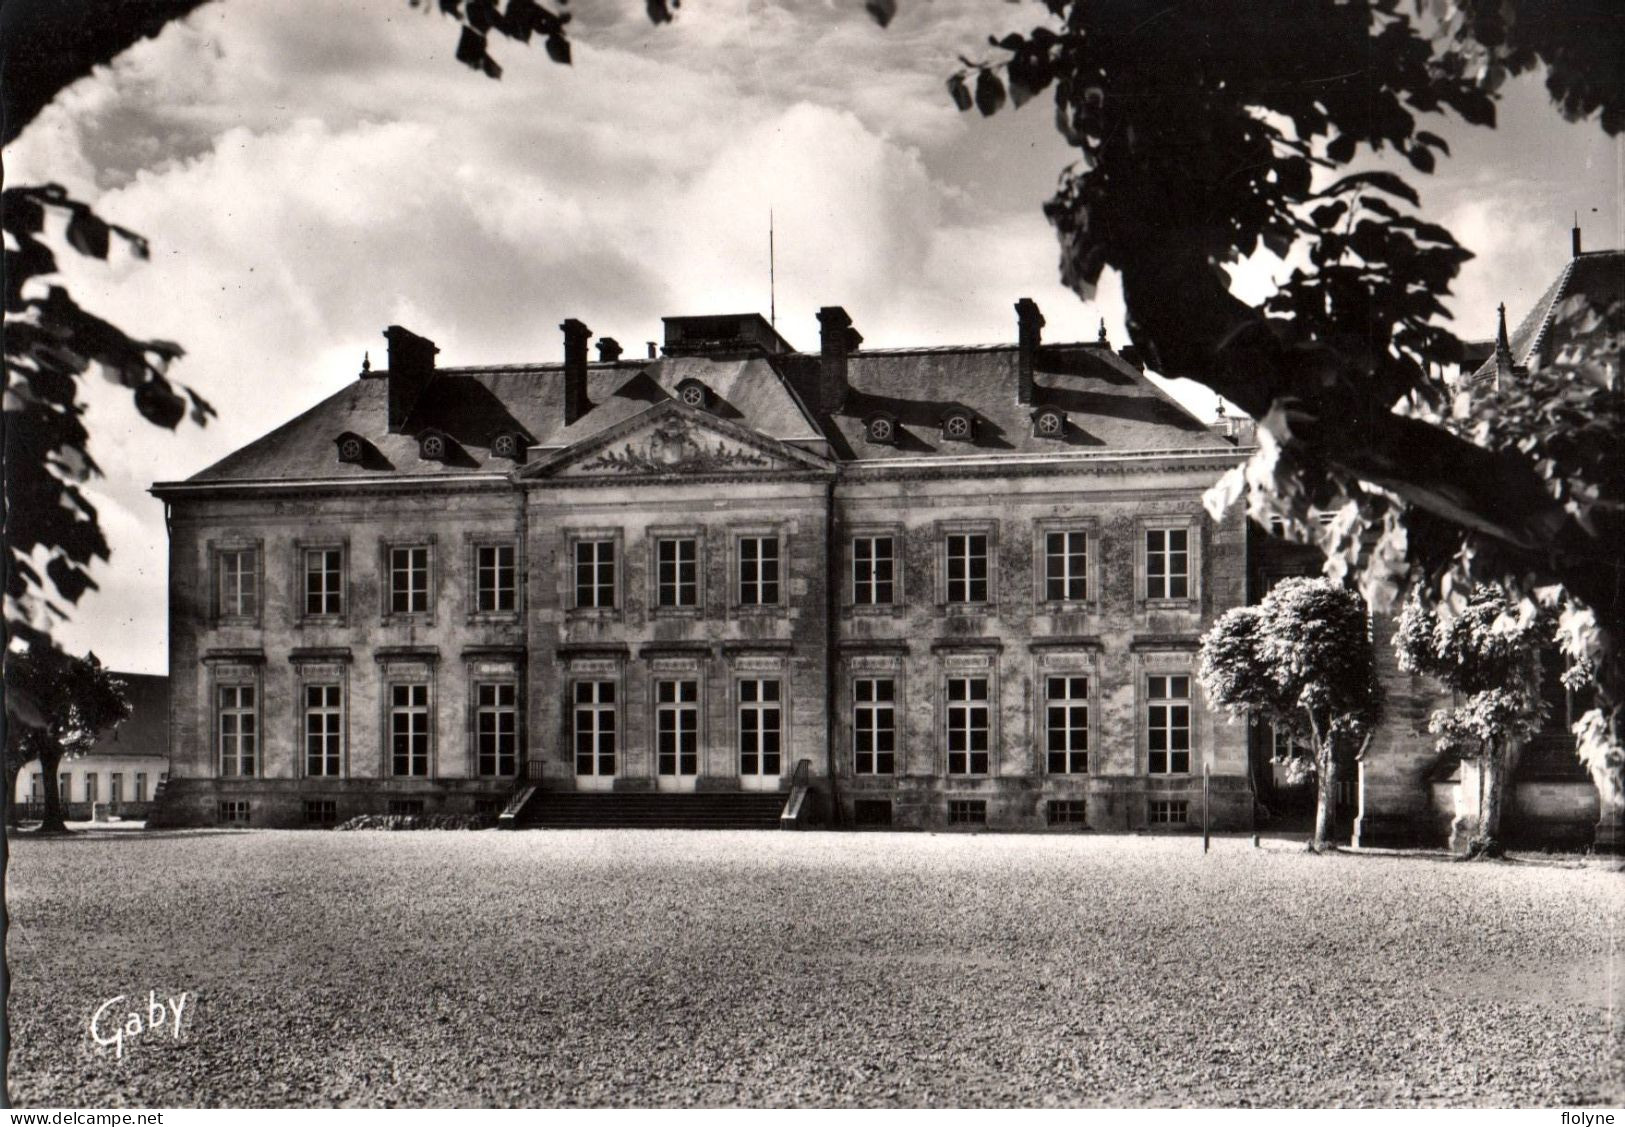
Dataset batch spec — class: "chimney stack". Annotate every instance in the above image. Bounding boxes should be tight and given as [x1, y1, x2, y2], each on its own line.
[561, 319, 591, 425]
[817, 306, 861, 415]
[597, 337, 623, 363]
[1015, 297, 1044, 405]
[647, 342, 658, 359]
[1572, 222, 1583, 259]
[383, 325, 439, 433]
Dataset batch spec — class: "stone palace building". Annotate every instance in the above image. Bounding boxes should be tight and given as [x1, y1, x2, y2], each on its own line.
[149, 300, 1263, 831]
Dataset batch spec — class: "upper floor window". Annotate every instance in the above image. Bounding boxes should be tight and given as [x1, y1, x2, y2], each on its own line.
[1145, 527, 1190, 601]
[738, 536, 780, 606]
[1147, 674, 1192, 775]
[217, 548, 259, 619]
[945, 533, 988, 604]
[853, 677, 896, 775]
[1044, 531, 1089, 603]
[476, 544, 517, 613]
[574, 539, 616, 609]
[852, 536, 895, 606]
[1046, 676, 1089, 774]
[218, 684, 257, 777]
[656, 537, 699, 608]
[946, 676, 989, 775]
[304, 547, 344, 617]
[389, 546, 431, 615]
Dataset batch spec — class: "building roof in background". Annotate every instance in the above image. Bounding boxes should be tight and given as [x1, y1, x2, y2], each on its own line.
[1470, 249, 1625, 383]
[87, 672, 168, 760]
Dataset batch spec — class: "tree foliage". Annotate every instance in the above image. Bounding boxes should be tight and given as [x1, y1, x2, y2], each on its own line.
[1199, 577, 1381, 850]
[4, 649, 130, 833]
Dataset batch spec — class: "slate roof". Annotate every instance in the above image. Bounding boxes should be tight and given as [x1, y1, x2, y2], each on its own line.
[1470, 249, 1625, 383]
[164, 329, 1230, 490]
[87, 672, 168, 760]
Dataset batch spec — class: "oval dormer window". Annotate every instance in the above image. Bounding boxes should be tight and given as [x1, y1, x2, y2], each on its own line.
[420, 433, 447, 461]
[337, 435, 364, 464]
[1035, 409, 1065, 437]
[942, 412, 974, 441]
[678, 381, 708, 408]
[491, 433, 519, 459]
[866, 416, 895, 444]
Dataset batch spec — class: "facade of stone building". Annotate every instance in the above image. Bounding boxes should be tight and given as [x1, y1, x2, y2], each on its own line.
[149, 300, 1257, 831]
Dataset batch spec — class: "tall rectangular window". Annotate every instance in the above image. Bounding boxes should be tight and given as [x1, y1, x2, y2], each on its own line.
[305, 683, 344, 777]
[304, 548, 343, 616]
[390, 683, 430, 777]
[1147, 675, 1192, 774]
[946, 533, 988, 604]
[656, 538, 698, 608]
[110, 773, 123, 804]
[946, 677, 989, 775]
[738, 537, 780, 605]
[1045, 531, 1088, 602]
[1046, 676, 1089, 774]
[476, 544, 516, 613]
[59, 773, 71, 803]
[390, 546, 430, 614]
[656, 680, 699, 777]
[218, 548, 258, 617]
[853, 677, 896, 775]
[575, 540, 616, 608]
[85, 773, 98, 803]
[738, 679, 782, 777]
[218, 685, 257, 776]
[476, 682, 518, 776]
[852, 536, 895, 606]
[134, 772, 148, 802]
[1146, 528, 1190, 600]
[574, 681, 617, 776]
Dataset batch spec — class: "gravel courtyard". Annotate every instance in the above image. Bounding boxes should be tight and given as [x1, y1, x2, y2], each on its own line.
[6, 829, 1621, 1107]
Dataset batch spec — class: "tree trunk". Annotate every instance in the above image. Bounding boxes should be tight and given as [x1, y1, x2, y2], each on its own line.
[1468, 739, 1523, 859]
[37, 749, 69, 834]
[1312, 744, 1339, 853]
[4, 761, 21, 828]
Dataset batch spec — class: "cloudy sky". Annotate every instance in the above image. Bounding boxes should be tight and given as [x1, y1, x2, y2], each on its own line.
[9, 0, 1621, 673]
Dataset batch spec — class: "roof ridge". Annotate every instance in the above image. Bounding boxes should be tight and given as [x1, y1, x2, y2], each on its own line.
[1519, 257, 1577, 368]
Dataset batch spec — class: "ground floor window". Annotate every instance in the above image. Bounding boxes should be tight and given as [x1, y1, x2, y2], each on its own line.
[390, 683, 431, 777]
[476, 682, 519, 777]
[948, 799, 987, 825]
[218, 684, 257, 776]
[738, 679, 782, 778]
[1048, 799, 1088, 825]
[1046, 676, 1089, 774]
[1147, 675, 1192, 775]
[305, 683, 344, 777]
[574, 681, 617, 777]
[1149, 799, 1189, 825]
[218, 800, 250, 826]
[304, 800, 338, 827]
[656, 680, 699, 777]
[853, 677, 895, 775]
[85, 773, 98, 803]
[946, 677, 989, 775]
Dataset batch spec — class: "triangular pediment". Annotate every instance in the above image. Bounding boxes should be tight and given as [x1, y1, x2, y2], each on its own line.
[520, 400, 834, 480]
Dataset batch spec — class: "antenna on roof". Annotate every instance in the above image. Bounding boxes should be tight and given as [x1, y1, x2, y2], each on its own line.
[769, 209, 777, 334]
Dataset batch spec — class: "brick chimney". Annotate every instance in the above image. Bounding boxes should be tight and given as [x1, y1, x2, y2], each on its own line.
[561, 318, 591, 426]
[383, 325, 438, 433]
[1572, 222, 1583, 258]
[817, 306, 861, 415]
[597, 337, 623, 363]
[1015, 298, 1044, 405]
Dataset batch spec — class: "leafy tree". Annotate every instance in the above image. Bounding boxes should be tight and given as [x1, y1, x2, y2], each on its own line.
[1393, 588, 1548, 858]
[4, 649, 130, 835]
[1199, 578, 1382, 851]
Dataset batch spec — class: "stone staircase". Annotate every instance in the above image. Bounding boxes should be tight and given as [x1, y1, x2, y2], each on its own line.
[513, 790, 786, 830]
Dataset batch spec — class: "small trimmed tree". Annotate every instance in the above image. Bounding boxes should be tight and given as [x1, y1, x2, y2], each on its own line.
[1199, 577, 1381, 851]
[1393, 588, 1548, 859]
[4, 648, 130, 834]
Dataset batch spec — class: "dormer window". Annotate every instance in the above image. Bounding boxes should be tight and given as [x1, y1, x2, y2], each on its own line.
[941, 411, 975, 442]
[1033, 408, 1066, 438]
[864, 414, 897, 445]
[490, 432, 524, 461]
[676, 380, 710, 409]
[418, 429, 451, 462]
[335, 432, 366, 465]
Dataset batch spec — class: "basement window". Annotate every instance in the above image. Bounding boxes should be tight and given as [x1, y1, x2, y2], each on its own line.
[947, 799, 987, 825]
[1048, 800, 1088, 826]
[217, 800, 250, 827]
[389, 799, 425, 817]
[303, 800, 338, 828]
[1149, 799, 1189, 825]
